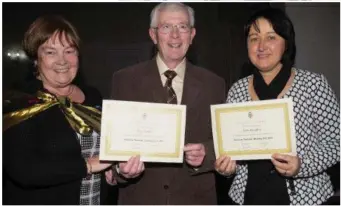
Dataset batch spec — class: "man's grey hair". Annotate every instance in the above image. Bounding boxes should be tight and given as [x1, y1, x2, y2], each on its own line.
[150, 3, 195, 28]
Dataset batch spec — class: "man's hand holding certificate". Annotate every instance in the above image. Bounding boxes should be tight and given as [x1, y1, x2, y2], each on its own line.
[100, 100, 186, 163]
[211, 98, 297, 160]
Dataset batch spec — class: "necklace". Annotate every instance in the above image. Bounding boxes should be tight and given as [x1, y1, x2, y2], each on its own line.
[54, 85, 75, 97]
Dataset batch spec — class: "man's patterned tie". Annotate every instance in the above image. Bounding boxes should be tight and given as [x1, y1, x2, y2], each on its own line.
[164, 70, 178, 104]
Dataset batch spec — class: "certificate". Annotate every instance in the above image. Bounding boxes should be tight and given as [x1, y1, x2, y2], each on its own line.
[99, 100, 186, 163]
[211, 98, 296, 160]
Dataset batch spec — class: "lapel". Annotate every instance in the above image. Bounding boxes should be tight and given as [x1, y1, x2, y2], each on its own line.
[181, 61, 202, 109]
[140, 58, 167, 103]
[170, 61, 202, 181]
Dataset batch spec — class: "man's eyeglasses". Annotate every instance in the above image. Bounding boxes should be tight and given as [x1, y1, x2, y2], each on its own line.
[154, 23, 192, 34]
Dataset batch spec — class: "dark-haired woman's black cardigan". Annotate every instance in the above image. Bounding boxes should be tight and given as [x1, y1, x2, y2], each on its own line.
[3, 87, 102, 205]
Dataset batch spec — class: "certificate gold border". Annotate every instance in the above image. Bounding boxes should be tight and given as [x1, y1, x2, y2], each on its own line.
[102, 105, 183, 159]
[215, 103, 292, 157]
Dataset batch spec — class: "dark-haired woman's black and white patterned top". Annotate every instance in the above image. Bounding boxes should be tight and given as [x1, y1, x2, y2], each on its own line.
[77, 131, 101, 205]
[227, 68, 340, 205]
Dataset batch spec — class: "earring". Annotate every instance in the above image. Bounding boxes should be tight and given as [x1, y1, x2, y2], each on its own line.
[33, 61, 39, 76]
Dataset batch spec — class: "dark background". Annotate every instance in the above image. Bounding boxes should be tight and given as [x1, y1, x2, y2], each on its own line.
[3, 2, 284, 98]
[2, 3, 279, 204]
[2, 2, 339, 204]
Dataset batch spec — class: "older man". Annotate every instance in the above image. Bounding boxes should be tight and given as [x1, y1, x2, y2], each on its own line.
[107, 3, 226, 204]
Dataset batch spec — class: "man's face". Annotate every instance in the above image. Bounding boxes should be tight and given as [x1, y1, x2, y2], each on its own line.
[149, 9, 196, 68]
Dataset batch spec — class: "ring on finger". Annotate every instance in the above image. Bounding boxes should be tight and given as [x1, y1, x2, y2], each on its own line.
[218, 170, 229, 176]
[222, 171, 232, 176]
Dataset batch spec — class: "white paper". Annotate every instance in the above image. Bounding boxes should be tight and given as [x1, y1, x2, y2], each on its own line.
[100, 100, 186, 163]
[211, 98, 296, 160]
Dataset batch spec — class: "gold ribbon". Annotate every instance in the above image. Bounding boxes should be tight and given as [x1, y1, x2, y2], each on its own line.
[3, 91, 101, 136]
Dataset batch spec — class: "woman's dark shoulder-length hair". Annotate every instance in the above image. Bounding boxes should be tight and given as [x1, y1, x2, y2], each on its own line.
[244, 8, 296, 71]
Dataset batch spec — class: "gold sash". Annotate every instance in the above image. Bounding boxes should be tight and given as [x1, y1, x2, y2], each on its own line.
[3, 91, 101, 136]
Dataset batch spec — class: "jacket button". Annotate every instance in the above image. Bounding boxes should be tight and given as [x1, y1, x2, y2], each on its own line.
[163, 185, 169, 189]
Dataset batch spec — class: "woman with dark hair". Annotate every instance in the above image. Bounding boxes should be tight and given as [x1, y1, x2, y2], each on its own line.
[3, 15, 113, 204]
[215, 8, 340, 205]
